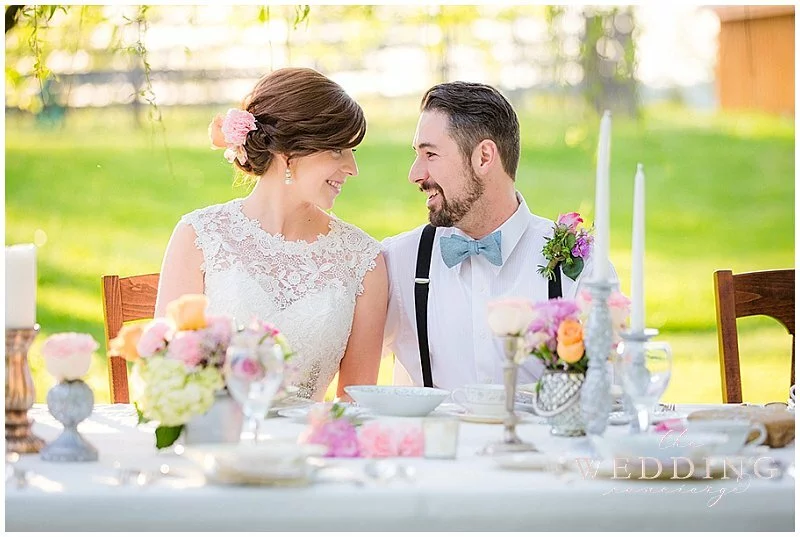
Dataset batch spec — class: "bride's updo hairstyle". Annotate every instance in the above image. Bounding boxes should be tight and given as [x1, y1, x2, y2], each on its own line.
[236, 67, 367, 177]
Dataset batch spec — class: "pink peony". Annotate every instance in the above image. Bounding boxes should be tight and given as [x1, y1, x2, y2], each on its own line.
[221, 108, 257, 146]
[395, 425, 424, 457]
[166, 331, 204, 368]
[41, 332, 99, 359]
[136, 319, 173, 358]
[557, 212, 583, 232]
[301, 418, 360, 458]
[358, 422, 398, 458]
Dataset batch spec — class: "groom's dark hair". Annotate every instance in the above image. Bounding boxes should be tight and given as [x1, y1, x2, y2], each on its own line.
[420, 82, 520, 180]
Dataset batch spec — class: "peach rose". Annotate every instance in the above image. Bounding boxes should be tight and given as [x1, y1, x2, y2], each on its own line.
[556, 319, 584, 363]
[487, 298, 536, 336]
[166, 294, 208, 331]
[208, 114, 227, 149]
[109, 324, 145, 362]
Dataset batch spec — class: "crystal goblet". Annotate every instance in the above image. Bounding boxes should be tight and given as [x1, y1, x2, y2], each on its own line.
[616, 338, 672, 433]
[224, 343, 285, 443]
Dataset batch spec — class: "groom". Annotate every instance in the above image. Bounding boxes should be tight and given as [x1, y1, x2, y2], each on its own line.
[382, 82, 613, 390]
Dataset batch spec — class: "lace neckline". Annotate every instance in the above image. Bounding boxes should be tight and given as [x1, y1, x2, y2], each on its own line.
[230, 198, 340, 249]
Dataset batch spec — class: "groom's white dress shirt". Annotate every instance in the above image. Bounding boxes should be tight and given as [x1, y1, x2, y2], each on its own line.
[381, 193, 615, 390]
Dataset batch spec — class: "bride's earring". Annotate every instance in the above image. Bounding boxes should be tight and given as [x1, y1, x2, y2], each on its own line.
[284, 167, 293, 185]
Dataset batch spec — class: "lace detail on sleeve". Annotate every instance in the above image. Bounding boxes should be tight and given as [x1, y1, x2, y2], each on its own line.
[334, 219, 381, 296]
[179, 203, 231, 275]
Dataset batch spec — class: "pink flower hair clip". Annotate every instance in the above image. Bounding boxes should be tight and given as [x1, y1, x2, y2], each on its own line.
[208, 108, 258, 165]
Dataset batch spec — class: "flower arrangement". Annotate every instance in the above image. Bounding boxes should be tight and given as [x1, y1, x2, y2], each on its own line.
[524, 298, 588, 373]
[41, 332, 98, 382]
[537, 212, 594, 281]
[109, 293, 293, 449]
[524, 292, 631, 374]
[298, 403, 424, 458]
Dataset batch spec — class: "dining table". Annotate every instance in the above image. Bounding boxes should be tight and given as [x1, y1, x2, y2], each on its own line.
[4, 403, 795, 532]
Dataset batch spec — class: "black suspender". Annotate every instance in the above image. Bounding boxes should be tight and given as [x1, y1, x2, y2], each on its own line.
[414, 226, 563, 388]
[414, 225, 437, 388]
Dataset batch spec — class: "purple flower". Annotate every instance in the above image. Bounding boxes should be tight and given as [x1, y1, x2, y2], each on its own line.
[526, 298, 582, 355]
[571, 230, 594, 258]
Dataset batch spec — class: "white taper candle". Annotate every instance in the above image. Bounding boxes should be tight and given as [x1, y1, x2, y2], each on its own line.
[631, 164, 645, 332]
[5, 244, 37, 329]
[594, 110, 612, 280]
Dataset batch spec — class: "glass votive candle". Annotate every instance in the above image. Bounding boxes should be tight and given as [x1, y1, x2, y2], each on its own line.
[422, 416, 460, 459]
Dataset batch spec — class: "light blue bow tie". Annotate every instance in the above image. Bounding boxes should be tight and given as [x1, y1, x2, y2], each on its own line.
[440, 231, 503, 268]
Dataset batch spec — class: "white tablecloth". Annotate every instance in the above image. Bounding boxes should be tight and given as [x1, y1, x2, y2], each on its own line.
[5, 404, 795, 531]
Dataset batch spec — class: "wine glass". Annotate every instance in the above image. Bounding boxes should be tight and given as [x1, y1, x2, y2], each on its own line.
[224, 342, 285, 443]
[616, 340, 672, 433]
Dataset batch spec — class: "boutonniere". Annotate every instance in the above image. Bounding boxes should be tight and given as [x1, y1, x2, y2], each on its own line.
[537, 212, 594, 281]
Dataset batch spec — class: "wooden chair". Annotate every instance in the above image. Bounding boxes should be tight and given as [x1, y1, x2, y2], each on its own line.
[101, 273, 159, 403]
[713, 269, 795, 403]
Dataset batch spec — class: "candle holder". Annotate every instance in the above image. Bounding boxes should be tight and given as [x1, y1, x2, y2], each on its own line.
[478, 335, 538, 455]
[580, 279, 613, 436]
[5, 326, 46, 454]
[40, 379, 98, 462]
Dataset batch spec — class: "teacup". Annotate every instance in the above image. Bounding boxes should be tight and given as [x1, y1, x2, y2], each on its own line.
[452, 384, 505, 417]
[686, 419, 768, 454]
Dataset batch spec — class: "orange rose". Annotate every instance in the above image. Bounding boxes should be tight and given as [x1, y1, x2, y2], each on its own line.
[556, 319, 584, 363]
[166, 294, 209, 331]
[557, 319, 583, 345]
[109, 324, 145, 362]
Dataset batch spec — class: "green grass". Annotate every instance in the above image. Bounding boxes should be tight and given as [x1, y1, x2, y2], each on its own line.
[5, 97, 794, 404]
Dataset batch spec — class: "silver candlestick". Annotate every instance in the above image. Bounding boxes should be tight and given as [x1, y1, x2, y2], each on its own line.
[580, 279, 614, 436]
[478, 335, 538, 455]
[40, 379, 98, 462]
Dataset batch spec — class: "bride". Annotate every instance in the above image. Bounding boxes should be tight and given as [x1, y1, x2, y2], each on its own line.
[155, 67, 387, 401]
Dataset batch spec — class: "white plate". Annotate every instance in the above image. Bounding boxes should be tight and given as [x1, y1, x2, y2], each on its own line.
[445, 409, 528, 424]
[268, 396, 315, 416]
[277, 403, 370, 422]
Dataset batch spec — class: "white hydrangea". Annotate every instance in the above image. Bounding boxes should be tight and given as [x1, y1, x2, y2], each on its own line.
[133, 357, 224, 427]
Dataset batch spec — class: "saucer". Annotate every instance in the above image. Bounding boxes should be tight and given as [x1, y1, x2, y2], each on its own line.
[277, 403, 371, 422]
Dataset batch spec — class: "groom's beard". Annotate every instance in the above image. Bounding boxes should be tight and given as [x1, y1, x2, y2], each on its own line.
[426, 168, 486, 228]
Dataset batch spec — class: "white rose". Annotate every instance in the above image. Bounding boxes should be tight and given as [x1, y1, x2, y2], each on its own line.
[44, 352, 92, 382]
[487, 298, 536, 336]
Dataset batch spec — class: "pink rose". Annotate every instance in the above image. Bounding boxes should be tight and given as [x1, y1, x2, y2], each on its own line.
[557, 212, 583, 232]
[221, 108, 257, 146]
[166, 331, 204, 368]
[395, 426, 424, 457]
[41, 332, 98, 381]
[136, 319, 173, 358]
[358, 422, 398, 458]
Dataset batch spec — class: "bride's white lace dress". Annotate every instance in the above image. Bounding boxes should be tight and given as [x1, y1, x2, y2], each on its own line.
[181, 198, 381, 401]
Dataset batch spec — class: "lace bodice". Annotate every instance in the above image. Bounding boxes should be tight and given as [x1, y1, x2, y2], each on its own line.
[181, 198, 381, 401]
